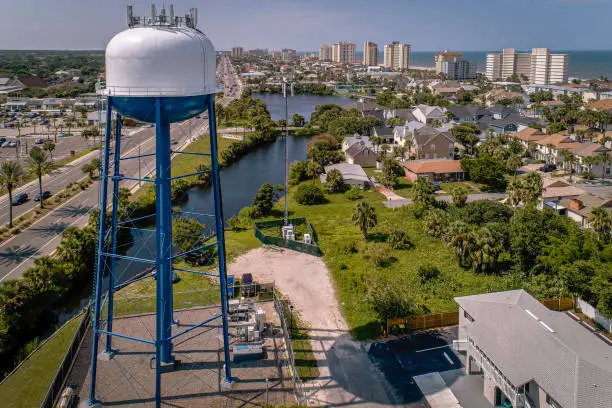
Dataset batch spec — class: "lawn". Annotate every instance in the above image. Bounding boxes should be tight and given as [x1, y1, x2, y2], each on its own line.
[275, 181, 511, 340]
[0, 313, 84, 408]
[438, 181, 480, 194]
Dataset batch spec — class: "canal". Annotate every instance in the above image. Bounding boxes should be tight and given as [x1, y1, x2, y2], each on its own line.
[110, 93, 351, 286]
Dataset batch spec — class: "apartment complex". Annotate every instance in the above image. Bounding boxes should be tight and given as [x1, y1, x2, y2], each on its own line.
[281, 48, 296, 60]
[384, 42, 410, 70]
[486, 48, 568, 84]
[332, 41, 356, 64]
[319, 45, 332, 61]
[435, 50, 476, 80]
[231, 46, 244, 58]
[363, 41, 378, 66]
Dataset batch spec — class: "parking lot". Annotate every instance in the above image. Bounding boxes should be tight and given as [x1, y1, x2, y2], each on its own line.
[367, 327, 491, 408]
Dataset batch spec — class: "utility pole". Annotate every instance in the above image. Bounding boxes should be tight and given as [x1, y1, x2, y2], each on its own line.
[282, 78, 293, 226]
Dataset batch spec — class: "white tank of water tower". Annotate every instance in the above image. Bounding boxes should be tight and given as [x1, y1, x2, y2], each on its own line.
[104, 5, 217, 97]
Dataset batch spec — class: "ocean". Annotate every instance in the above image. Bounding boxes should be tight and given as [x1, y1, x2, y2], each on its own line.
[349, 50, 612, 80]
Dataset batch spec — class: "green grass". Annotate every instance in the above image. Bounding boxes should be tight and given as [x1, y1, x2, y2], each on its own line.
[0, 314, 84, 408]
[279, 299, 320, 381]
[438, 181, 480, 194]
[276, 182, 511, 340]
[16, 146, 97, 188]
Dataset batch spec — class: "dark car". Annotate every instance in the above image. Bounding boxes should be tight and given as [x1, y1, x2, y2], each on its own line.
[540, 163, 556, 173]
[34, 191, 51, 201]
[0, 137, 6, 144]
[11, 192, 28, 205]
[35, 138, 44, 144]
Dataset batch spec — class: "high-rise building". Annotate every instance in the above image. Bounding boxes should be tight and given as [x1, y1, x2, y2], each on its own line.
[486, 48, 568, 84]
[435, 51, 464, 72]
[435, 51, 476, 80]
[383, 42, 410, 70]
[247, 48, 268, 57]
[363, 41, 378, 66]
[319, 44, 332, 61]
[231, 46, 244, 58]
[281, 48, 297, 60]
[332, 41, 356, 64]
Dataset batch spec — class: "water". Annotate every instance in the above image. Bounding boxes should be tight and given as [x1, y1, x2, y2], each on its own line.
[253, 93, 352, 121]
[352, 50, 612, 79]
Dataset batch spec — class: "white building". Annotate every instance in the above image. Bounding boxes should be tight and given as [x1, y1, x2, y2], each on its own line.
[383, 42, 410, 70]
[486, 48, 568, 84]
[436, 51, 476, 80]
[332, 41, 356, 64]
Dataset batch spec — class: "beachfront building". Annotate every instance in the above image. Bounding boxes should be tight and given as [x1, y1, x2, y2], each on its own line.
[231, 47, 244, 58]
[435, 51, 476, 80]
[455, 289, 612, 408]
[363, 41, 378, 66]
[486, 48, 569, 84]
[332, 41, 356, 64]
[384, 42, 410, 70]
[319, 45, 332, 61]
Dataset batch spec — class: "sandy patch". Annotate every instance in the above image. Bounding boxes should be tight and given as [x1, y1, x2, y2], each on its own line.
[229, 247, 403, 407]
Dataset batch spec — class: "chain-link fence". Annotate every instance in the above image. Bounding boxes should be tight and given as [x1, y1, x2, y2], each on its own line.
[254, 218, 321, 256]
[273, 293, 309, 405]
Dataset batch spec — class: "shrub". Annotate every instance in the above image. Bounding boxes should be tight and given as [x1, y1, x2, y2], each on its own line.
[417, 264, 440, 283]
[582, 170, 594, 180]
[227, 216, 243, 231]
[325, 168, 346, 193]
[364, 243, 395, 267]
[294, 183, 326, 205]
[339, 240, 358, 254]
[388, 229, 415, 250]
[238, 205, 257, 219]
[368, 276, 418, 320]
[344, 186, 363, 201]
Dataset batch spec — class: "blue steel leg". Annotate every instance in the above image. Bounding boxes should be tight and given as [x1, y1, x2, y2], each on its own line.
[105, 113, 122, 353]
[208, 96, 233, 383]
[89, 102, 113, 405]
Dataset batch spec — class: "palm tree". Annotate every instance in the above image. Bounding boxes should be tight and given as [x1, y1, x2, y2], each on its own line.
[43, 141, 56, 162]
[404, 137, 415, 160]
[545, 143, 556, 164]
[560, 150, 578, 181]
[352, 200, 377, 239]
[470, 227, 501, 272]
[445, 220, 473, 267]
[0, 161, 25, 227]
[506, 180, 523, 222]
[596, 151, 611, 179]
[26, 147, 53, 209]
[589, 207, 611, 242]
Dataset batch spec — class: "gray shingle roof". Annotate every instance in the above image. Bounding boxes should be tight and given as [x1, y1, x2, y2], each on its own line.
[455, 290, 612, 408]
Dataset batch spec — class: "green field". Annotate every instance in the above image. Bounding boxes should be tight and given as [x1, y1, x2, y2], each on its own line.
[0, 314, 84, 408]
[275, 182, 511, 340]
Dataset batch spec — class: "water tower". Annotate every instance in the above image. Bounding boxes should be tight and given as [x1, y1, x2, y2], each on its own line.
[88, 5, 232, 406]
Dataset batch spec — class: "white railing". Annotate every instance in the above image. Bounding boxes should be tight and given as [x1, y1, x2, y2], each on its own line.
[101, 85, 222, 97]
[467, 339, 528, 407]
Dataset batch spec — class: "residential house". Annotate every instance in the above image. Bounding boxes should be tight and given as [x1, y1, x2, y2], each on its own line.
[412, 104, 446, 125]
[512, 127, 548, 150]
[446, 105, 490, 123]
[540, 179, 585, 213]
[393, 120, 425, 147]
[403, 160, 464, 182]
[16, 75, 47, 88]
[342, 135, 372, 152]
[383, 108, 416, 123]
[408, 125, 455, 160]
[455, 289, 612, 408]
[362, 109, 385, 123]
[321, 163, 370, 187]
[533, 133, 582, 164]
[0, 77, 26, 94]
[560, 193, 612, 228]
[480, 105, 535, 136]
[571, 143, 611, 178]
[371, 126, 395, 145]
[524, 83, 598, 103]
[345, 141, 376, 167]
[485, 89, 526, 106]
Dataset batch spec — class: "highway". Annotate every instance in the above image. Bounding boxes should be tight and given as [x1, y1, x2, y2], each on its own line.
[0, 58, 242, 282]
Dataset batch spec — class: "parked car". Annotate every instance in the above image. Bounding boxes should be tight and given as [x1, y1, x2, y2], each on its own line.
[34, 191, 51, 201]
[11, 192, 28, 205]
[540, 163, 556, 173]
[0, 137, 6, 144]
[35, 138, 44, 144]
[59, 132, 67, 137]
[8, 141, 17, 147]
[2, 141, 10, 147]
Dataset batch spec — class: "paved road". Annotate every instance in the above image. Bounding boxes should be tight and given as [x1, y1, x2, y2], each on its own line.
[0, 60, 242, 282]
[0, 128, 149, 228]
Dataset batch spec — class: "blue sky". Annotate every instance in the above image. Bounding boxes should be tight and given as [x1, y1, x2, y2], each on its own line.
[1, 0, 611, 51]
